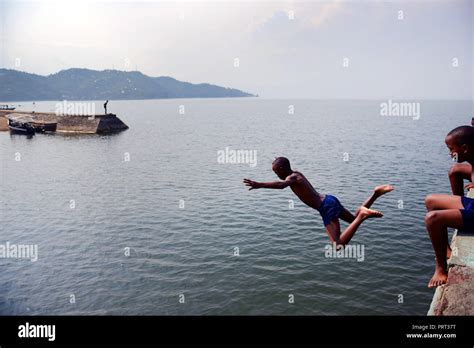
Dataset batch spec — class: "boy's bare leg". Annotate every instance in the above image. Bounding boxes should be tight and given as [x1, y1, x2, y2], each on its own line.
[339, 185, 394, 223]
[339, 208, 356, 223]
[425, 209, 464, 288]
[353, 185, 394, 217]
[448, 163, 471, 196]
[425, 194, 463, 211]
[425, 194, 463, 259]
[362, 184, 394, 208]
[326, 207, 383, 246]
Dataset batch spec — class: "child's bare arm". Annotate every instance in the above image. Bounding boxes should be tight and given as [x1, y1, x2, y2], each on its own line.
[466, 169, 474, 191]
[243, 175, 296, 190]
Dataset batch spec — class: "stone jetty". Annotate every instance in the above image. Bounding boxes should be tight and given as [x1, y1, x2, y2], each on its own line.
[0, 110, 128, 134]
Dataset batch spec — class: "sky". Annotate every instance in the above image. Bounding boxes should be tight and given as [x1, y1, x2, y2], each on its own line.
[0, 0, 472, 99]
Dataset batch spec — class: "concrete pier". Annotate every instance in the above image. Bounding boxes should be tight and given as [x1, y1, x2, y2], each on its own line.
[0, 113, 7, 131]
[0, 110, 128, 134]
[428, 190, 474, 315]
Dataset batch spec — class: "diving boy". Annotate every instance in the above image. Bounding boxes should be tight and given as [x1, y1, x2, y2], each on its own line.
[425, 126, 474, 287]
[243, 157, 394, 246]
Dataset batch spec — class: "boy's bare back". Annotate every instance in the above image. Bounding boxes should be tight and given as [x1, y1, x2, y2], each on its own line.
[287, 171, 324, 210]
[243, 157, 324, 210]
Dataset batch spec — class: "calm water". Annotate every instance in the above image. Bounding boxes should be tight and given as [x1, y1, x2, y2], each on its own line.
[0, 98, 472, 315]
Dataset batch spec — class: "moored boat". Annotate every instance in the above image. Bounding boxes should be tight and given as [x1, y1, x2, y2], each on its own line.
[0, 104, 16, 111]
[7, 115, 36, 135]
[9, 120, 35, 135]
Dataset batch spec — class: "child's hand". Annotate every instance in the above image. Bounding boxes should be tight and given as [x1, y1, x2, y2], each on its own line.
[465, 183, 474, 191]
[243, 178, 260, 190]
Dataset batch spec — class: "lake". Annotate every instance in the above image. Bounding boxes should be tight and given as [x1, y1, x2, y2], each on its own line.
[0, 98, 472, 315]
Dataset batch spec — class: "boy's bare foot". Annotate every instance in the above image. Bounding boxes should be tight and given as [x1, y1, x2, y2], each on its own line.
[428, 267, 448, 288]
[374, 184, 395, 197]
[358, 206, 383, 219]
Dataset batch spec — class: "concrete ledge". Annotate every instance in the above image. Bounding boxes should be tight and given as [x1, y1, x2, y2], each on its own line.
[428, 190, 474, 315]
[56, 115, 101, 134]
[0, 115, 7, 131]
[0, 110, 128, 134]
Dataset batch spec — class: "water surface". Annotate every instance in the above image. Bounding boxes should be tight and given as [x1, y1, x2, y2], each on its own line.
[0, 98, 471, 315]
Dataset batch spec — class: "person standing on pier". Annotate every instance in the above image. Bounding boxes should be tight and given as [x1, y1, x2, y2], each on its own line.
[104, 100, 109, 115]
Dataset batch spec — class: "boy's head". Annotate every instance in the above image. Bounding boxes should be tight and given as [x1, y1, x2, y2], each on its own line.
[272, 157, 292, 179]
[446, 126, 474, 163]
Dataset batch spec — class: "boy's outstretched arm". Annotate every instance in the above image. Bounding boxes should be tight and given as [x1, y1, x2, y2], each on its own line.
[243, 176, 296, 190]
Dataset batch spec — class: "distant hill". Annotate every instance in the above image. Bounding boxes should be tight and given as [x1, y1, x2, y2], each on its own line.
[0, 68, 256, 101]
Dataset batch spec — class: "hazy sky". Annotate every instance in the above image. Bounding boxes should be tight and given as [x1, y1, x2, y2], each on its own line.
[0, 0, 472, 99]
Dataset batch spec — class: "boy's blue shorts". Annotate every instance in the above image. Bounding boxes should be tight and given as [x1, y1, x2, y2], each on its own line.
[460, 196, 474, 232]
[319, 194, 344, 226]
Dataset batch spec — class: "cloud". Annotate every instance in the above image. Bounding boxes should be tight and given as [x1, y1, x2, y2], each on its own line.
[311, 0, 343, 26]
[247, 0, 346, 35]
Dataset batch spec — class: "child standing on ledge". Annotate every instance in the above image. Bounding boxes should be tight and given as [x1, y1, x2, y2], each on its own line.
[425, 126, 474, 288]
[243, 157, 393, 246]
